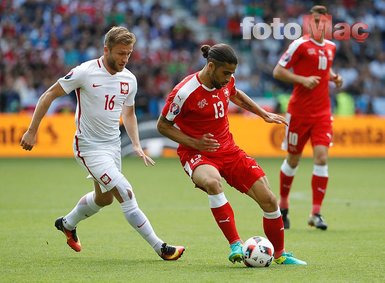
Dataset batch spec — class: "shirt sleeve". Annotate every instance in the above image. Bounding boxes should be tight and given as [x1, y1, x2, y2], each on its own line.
[124, 77, 137, 107]
[278, 39, 303, 69]
[162, 89, 180, 122]
[57, 64, 85, 94]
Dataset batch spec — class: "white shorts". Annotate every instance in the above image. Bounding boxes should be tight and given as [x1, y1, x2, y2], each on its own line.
[74, 149, 125, 193]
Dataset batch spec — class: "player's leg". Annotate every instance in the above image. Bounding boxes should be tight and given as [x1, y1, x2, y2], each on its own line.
[111, 177, 184, 260]
[308, 145, 329, 230]
[246, 177, 306, 265]
[55, 181, 111, 252]
[246, 177, 284, 258]
[279, 113, 310, 229]
[279, 153, 300, 229]
[308, 116, 332, 230]
[191, 163, 242, 263]
[62, 181, 112, 230]
[55, 150, 118, 252]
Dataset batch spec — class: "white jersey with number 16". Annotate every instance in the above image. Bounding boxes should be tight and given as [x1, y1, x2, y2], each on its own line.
[58, 56, 137, 151]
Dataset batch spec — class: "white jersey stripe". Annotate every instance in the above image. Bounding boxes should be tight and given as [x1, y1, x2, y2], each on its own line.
[165, 75, 200, 121]
[279, 37, 309, 67]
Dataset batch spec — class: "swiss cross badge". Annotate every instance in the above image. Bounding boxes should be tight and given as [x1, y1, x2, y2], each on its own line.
[120, 82, 129, 95]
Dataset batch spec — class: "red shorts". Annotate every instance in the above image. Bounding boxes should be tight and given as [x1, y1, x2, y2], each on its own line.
[282, 113, 333, 154]
[178, 146, 265, 193]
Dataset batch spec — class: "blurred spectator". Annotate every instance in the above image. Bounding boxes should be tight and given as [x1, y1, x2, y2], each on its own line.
[0, 0, 384, 116]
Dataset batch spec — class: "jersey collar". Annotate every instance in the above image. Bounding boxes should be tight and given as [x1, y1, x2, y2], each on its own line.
[195, 73, 216, 92]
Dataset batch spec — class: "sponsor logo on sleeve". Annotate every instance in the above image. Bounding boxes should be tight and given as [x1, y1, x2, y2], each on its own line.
[64, 71, 73, 79]
[170, 102, 180, 115]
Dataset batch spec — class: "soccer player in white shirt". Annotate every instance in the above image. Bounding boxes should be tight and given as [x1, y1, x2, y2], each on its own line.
[20, 26, 185, 260]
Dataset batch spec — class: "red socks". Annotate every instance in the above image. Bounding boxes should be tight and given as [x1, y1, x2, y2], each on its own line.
[211, 202, 240, 244]
[311, 175, 328, 214]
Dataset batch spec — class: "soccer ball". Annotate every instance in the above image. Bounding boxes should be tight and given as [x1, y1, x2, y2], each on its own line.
[242, 236, 274, 267]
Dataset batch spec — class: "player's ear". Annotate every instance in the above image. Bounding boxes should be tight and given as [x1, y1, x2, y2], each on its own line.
[207, 61, 216, 73]
[103, 46, 109, 55]
[207, 62, 215, 71]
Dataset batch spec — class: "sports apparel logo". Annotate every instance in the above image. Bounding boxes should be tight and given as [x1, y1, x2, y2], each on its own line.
[218, 217, 230, 223]
[92, 83, 102, 87]
[120, 82, 129, 95]
[137, 220, 147, 228]
[100, 173, 111, 185]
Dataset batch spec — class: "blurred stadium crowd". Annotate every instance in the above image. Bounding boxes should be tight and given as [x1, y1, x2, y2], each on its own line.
[1, 0, 385, 117]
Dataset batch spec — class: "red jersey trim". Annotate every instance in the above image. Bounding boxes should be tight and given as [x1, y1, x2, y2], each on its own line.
[75, 88, 81, 134]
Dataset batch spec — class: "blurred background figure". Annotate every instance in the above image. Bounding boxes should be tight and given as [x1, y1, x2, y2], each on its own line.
[0, 0, 384, 117]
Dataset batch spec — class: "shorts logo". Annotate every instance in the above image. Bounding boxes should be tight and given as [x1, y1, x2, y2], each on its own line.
[170, 102, 180, 115]
[190, 154, 202, 165]
[120, 82, 129, 95]
[100, 173, 111, 185]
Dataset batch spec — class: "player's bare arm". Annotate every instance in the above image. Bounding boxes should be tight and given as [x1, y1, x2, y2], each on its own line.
[231, 89, 287, 126]
[122, 105, 155, 166]
[20, 82, 66, 151]
[329, 68, 343, 88]
[157, 115, 220, 152]
[273, 64, 320, 89]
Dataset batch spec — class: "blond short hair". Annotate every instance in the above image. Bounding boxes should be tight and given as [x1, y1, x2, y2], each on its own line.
[104, 26, 136, 49]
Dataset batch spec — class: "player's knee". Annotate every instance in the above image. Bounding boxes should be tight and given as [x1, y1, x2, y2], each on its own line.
[287, 156, 300, 168]
[202, 177, 222, 194]
[114, 178, 135, 203]
[315, 154, 328, 165]
[94, 192, 114, 207]
[265, 194, 278, 211]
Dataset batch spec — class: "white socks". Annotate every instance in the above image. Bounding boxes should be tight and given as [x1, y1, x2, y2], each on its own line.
[208, 192, 228, 208]
[63, 191, 102, 230]
[121, 200, 163, 254]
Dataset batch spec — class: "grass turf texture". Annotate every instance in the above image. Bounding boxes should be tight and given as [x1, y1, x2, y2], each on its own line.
[0, 157, 384, 282]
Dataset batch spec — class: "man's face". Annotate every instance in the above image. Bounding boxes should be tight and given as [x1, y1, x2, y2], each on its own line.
[209, 62, 237, 89]
[104, 43, 134, 73]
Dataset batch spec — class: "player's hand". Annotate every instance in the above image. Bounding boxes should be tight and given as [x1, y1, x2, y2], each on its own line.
[196, 133, 220, 152]
[301, 76, 321, 89]
[332, 74, 343, 88]
[263, 113, 288, 126]
[133, 146, 155, 167]
[20, 130, 37, 151]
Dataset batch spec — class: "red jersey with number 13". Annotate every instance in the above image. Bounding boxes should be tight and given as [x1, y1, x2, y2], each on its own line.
[161, 72, 237, 155]
[278, 35, 336, 117]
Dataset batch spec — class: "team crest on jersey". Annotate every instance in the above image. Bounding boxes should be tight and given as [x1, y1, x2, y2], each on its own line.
[120, 82, 129, 95]
[170, 102, 180, 115]
[64, 71, 73, 79]
[223, 88, 230, 97]
[100, 173, 111, 185]
[307, 48, 316, 55]
[197, 99, 208, 109]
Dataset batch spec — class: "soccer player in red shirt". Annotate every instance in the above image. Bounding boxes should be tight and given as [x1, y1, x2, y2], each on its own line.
[273, 6, 343, 230]
[157, 43, 306, 265]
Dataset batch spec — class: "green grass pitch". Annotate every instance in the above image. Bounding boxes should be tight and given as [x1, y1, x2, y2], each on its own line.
[1, 157, 384, 282]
